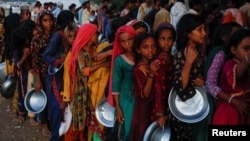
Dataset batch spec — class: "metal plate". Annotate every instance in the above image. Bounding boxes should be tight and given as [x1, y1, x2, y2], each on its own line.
[168, 86, 210, 123]
[143, 121, 171, 141]
[48, 64, 63, 75]
[0, 62, 6, 84]
[95, 98, 115, 127]
[0, 76, 16, 98]
[24, 88, 47, 113]
[59, 104, 72, 136]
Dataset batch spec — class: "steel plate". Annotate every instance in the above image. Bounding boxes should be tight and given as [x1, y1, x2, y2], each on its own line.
[24, 88, 47, 113]
[48, 64, 63, 75]
[95, 98, 115, 127]
[143, 121, 171, 141]
[168, 86, 210, 123]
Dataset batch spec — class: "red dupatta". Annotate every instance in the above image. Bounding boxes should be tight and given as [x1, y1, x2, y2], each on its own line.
[69, 23, 97, 96]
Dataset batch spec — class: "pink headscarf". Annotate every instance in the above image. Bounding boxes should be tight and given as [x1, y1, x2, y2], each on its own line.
[107, 25, 137, 106]
[69, 23, 97, 95]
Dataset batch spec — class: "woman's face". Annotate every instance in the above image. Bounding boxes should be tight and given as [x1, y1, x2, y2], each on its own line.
[158, 29, 174, 53]
[40, 14, 54, 32]
[188, 24, 206, 45]
[119, 32, 134, 52]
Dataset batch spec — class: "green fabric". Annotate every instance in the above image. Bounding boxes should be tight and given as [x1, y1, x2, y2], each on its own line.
[93, 132, 102, 141]
[192, 94, 216, 141]
[112, 55, 135, 141]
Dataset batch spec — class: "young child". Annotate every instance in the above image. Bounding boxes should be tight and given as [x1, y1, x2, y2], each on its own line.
[30, 9, 55, 137]
[172, 14, 206, 141]
[107, 25, 137, 141]
[152, 22, 176, 128]
[212, 29, 250, 125]
[42, 10, 75, 141]
[66, 23, 109, 141]
[130, 32, 159, 141]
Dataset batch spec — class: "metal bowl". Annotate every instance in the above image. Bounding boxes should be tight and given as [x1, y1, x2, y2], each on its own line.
[48, 64, 63, 75]
[0, 62, 6, 84]
[95, 98, 115, 127]
[0, 75, 16, 98]
[168, 86, 210, 123]
[143, 121, 171, 141]
[24, 88, 47, 113]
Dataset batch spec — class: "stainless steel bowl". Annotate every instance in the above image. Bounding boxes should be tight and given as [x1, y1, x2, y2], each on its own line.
[48, 64, 63, 75]
[143, 121, 171, 141]
[168, 86, 210, 123]
[0, 62, 6, 84]
[95, 98, 115, 127]
[24, 88, 47, 113]
[0, 75, 16, 98]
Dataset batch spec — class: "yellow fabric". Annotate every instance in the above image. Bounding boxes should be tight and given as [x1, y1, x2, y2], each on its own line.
[87, 41, 110, 139]
[5, 59, 14, 74]
[63, 51, 71, 102]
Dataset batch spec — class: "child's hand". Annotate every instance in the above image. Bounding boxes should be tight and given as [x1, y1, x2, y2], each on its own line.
[149, 59, 161, 75]
[184, 46, 198, 64]
[116, 107, 124, 124]
[157, 116, 167, 128]
[102, 60, 111, 68]
[193, 76, 204, 87]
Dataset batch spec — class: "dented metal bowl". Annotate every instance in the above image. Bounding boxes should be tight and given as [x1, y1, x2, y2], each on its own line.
[24, 88, 47, 113]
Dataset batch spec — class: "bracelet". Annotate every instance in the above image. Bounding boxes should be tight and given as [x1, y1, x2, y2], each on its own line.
[245, 55, 250, 64]
[228, 95, 235, 104]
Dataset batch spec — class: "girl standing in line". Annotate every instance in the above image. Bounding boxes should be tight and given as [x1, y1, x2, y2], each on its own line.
[172, 14, 206, 141]
[30, 9, 56, 137]
[212, 29, 250, 125]
[152, 22, 176, 128]
[43, 10, 75, 141]
[107, 25, 137, 141]
[130, 32, 159, 141]
[66, 23, 109, 141]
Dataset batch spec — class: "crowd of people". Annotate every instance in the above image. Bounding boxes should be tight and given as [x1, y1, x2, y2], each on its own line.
[0, 0, 250, 141]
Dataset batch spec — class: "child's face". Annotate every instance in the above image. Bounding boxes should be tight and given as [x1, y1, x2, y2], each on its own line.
[158, 29, 174, 53]
[66, 31, 77, 46]
[138, 37, 157, 61]
[85, 34, 98, 57]
[231, 37, 250, 62]
[188, 24, 206, 45]
[41, 14, 54, 32]
[119, 32, 134, 52]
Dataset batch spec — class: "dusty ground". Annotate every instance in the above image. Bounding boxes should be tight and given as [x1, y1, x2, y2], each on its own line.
[0, 95, 50, 141]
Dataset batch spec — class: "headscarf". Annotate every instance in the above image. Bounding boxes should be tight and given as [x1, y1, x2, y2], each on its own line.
[107, 25, 137, 106]
[69, 23, 97, 94]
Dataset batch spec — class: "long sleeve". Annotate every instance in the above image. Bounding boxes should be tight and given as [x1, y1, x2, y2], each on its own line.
[205, 51, 225, 97]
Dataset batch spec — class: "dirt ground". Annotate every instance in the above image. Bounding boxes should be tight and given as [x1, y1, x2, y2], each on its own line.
[0, 95, 50, 141]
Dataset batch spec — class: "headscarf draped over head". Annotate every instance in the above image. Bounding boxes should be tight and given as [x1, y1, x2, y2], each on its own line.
[69, 23, 97, 88]
[107, 25, 137, 106]
[155, 22, 176, 40]
[36, 9, 53, 26]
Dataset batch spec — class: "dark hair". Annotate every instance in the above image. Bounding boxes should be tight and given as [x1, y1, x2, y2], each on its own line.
[134, 32, 156, 64]
[211, 22, 242, 48]
[189, 0, 202, 8]
[225, 29, 250, 59]
[160, 0, 169, 7]
[13, 21, 36, 50]
[57, 10, 74, 30]
[132, 21, 148, 32]
[69, 3, 76, 10]
[175, 14, 204, 52]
